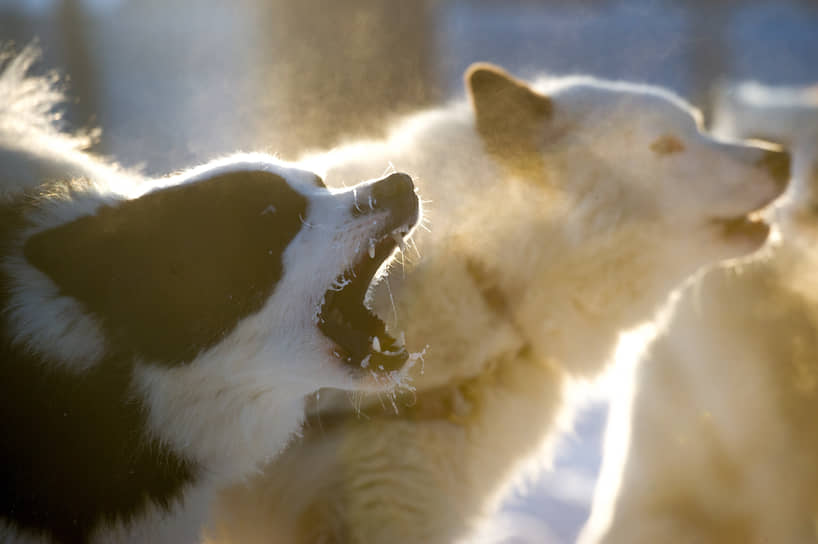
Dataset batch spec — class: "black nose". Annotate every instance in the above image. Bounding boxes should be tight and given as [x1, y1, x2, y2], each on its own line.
[757, 148, 791, 188]
[357, 172, 418, 226]
[371, 173, 415, 207]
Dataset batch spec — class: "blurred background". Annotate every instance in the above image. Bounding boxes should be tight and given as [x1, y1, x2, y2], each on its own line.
[2, 0, 816, 542]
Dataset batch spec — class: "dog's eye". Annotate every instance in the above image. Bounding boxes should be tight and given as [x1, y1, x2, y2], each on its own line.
[650, 134, 686, 155]
[311, 175, 327, 189]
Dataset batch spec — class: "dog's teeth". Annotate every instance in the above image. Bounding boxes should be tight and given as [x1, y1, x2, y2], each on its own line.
[391, 232, 407, 252]
[372, 336, 381, 352]
[369, 240, 376, 259]
[397, 331, 406, 348]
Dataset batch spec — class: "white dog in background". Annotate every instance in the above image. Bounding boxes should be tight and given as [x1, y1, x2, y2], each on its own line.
[580, 83, 818, 544]
[208, 64, 789, 543]
[0, 47, 419, 544]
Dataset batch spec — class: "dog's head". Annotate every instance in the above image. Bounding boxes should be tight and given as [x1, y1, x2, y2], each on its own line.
[16, 157, 419, 393]
[455, 64, 793, 375]
[465, 63, 790, 265]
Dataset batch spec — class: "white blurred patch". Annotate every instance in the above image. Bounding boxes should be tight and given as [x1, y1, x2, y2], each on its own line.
[463, 509, 562, 544]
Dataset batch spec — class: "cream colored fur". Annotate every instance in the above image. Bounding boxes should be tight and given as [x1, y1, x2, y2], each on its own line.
[0, 45, 136, 194]
[581, 83, 818, 544]
[208, 65, 787, 543]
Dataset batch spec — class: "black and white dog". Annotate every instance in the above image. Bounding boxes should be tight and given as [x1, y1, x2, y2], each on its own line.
[0, 48, 420, 544]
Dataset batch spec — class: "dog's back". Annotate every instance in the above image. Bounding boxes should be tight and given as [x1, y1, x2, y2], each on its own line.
[0, 45, 133, 197]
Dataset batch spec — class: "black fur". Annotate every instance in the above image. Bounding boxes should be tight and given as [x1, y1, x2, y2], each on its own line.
[0, 170, 307, 543]
[24, 171, 308, 364]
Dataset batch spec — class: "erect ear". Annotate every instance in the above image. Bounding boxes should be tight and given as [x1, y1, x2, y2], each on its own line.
[24, 170, 308, 365]
[465, 63, 553, 176]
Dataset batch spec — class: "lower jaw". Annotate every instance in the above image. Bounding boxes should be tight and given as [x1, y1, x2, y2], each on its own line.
[350, 358, 413, 393]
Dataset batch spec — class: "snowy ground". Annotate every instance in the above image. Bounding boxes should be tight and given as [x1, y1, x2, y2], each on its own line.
[2, 1, 817, 541]
[469, 399, 608, 544]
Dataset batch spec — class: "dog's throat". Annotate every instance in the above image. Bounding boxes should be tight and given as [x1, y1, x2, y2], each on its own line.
[463, 256, 529, 338]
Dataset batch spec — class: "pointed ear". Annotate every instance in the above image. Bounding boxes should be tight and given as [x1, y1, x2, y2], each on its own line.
[466, 63, 553, 121]
[465, 63, 553, 175]
[24, 171, 307, 364]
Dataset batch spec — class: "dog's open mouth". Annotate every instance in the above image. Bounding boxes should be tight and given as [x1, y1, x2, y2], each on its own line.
[318, 174, 419, 374]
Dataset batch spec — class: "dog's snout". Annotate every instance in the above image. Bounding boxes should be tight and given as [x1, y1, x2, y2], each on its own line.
[353, 172, 418, 221]
[374, 173, 418, 224]
[757, 148, 791, 188]
[372, 173, 415, 206]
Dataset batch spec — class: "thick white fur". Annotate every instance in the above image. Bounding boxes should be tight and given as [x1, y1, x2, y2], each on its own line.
[208, 70, 785, 543]
[0, 50, 415, 543]
[581, 83, 818, 543]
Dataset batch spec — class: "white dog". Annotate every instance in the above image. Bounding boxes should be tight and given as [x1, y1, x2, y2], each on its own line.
[208, 64, 789, 543]
[580, 82, 818, 544]
[0, 47, 420, 544]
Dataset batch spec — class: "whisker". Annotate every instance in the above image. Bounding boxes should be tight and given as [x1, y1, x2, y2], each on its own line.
[375, 390, 388, 412]
[399, 245, 407, 275]
[313, 392, 325, 434]
[409, 238, 422, 260]
[385, 276, 399, 327]
[347, 390, 361, 418]
[299, 214, 347, 233]
[387, 389, 399, 415]
[382, 162, 397, 176]
[352, 187, 365, 216]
